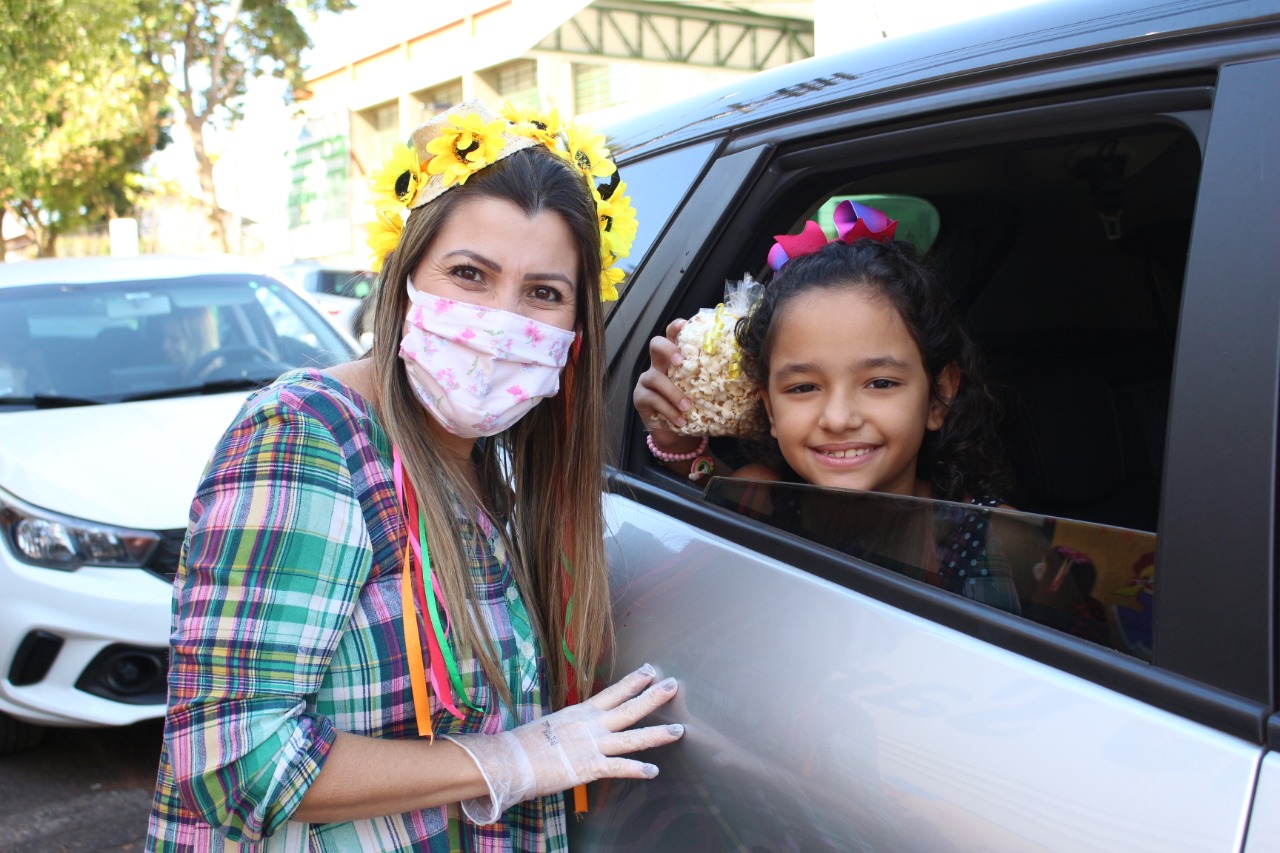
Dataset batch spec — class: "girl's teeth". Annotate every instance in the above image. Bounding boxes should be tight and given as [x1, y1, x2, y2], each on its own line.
[822, 448, 870, 458]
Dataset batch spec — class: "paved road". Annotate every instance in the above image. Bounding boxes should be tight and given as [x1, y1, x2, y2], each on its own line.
[0, 718, 163, 852]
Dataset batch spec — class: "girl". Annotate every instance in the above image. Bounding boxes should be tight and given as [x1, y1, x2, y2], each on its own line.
[637, 209, 1019, 613]
[635, 209, 1011, 506]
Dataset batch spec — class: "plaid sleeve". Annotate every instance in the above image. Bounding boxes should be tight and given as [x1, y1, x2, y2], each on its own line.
[164, 387, 374, 843]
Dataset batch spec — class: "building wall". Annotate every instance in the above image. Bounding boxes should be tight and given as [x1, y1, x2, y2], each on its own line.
[288, 0, 814, 266]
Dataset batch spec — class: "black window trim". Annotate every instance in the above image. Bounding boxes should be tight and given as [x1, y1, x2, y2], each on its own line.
[1155, 57, 1280, 706]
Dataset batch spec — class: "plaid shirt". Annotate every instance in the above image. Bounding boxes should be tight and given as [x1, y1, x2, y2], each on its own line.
[146, 370, 566, 852]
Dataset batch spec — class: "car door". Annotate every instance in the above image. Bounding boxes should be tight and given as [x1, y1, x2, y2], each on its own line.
[576, 35, 1280, 853]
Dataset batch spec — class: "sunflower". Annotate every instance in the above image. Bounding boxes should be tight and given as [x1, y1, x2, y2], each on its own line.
[595, 180, 638, 261]
[365, 208, 405, 273]
[369, 143, 424, 212]
[562, 123, 616, 181]
[424, 113, 510, 188]
[500, 102, 564, 148]
[600, 251, 624, 302]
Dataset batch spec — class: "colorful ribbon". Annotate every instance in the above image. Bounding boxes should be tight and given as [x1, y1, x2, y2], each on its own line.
[395, 444, 590, 813]
[393, 447, 481, 741]
[767, 199, 898, 271]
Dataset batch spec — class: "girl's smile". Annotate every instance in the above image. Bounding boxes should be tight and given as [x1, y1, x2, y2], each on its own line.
[812, 443, 878, 463]
[761, 287, 955, 495]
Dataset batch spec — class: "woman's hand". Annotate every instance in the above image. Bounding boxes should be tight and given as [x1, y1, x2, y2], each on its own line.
[633, 319, 702, 453]
[444, 664, 683, 823]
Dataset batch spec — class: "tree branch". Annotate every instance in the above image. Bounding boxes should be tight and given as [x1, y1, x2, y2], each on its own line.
[208, 0, 244, 114]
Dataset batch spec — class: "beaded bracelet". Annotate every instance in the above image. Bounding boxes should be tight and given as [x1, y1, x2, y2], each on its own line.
[646, 433, 708, 462]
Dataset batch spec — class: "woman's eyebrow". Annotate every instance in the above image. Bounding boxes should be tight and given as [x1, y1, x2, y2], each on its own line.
[443, 249, 499, 270]
[523, 271, 575, 288]
[443, 249, 573, 287]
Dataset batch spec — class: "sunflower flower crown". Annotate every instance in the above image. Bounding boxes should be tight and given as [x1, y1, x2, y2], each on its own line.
[365, 98, 637, 302]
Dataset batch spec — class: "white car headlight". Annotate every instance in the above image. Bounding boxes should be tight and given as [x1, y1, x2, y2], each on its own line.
[0, 486, 161, 570]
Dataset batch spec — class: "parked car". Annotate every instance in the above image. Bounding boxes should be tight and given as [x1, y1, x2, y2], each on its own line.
[276, 261, 378, 341]
[574, 1, 1280, 850]
[0, 255, 359, 753]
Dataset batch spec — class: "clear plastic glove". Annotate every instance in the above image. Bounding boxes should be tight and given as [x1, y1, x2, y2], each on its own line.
[442, 663, 683, 823]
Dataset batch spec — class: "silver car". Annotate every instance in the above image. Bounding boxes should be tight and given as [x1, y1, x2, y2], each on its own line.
[574, 0, 1280, 850]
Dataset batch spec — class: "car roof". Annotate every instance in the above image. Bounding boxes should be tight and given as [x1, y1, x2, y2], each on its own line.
[604, 0, 1276, 159]
[0, 255, 284, 289]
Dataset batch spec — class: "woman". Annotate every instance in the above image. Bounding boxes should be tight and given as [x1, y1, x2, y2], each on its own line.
[147, 100, 681, 852]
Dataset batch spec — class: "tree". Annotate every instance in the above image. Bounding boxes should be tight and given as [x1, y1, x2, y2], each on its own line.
[0, 0, 169, 257]
[150, 0, 354, 252]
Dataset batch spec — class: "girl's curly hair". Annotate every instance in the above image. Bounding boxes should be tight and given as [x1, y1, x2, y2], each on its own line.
[734, 238, 1012, 502]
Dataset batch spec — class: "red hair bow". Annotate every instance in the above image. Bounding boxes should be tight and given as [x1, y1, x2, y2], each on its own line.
[767, 199, 898, 271]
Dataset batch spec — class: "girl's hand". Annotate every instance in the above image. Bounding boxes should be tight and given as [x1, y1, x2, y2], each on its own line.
[443, 665, 684, 823]
[633, 318, 700, 451]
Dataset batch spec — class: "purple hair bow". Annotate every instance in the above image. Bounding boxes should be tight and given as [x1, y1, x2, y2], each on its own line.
[767, 200, 898, 272]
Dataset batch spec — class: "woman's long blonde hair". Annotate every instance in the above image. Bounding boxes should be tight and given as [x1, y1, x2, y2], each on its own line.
[369, 145, 610, 709]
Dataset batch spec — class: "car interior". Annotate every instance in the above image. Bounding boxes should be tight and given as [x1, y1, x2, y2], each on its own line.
[696, 118, 1199, 537]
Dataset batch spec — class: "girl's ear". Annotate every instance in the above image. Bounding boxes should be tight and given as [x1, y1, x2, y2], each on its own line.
[759, 386, 777, 438]
[927, 363, 961, 431]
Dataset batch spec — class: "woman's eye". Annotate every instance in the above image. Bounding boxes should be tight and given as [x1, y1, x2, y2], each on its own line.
[868, 378, 898, 390]
[786, 383, 819, 394]
[451, 265, 482, 282]
[530, 284, 563, 303]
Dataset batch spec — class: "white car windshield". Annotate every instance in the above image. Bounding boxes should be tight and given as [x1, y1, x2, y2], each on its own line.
[0, 273, 356, 407]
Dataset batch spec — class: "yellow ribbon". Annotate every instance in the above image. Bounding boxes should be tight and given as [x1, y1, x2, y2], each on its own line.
[701, 304, 726, 355]
[401, 544, 434, 740]
[700, 303, 744, 378]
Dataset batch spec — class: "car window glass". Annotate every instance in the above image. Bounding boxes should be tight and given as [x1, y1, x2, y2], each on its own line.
[704, 477, 1156, 661]
[0, 276, 355, 406]
[609, 140, 717, 315]
[317, 269, 377, 300]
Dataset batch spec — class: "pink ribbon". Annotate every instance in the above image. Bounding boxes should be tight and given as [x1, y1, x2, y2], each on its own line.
[767, 199, 898, 271]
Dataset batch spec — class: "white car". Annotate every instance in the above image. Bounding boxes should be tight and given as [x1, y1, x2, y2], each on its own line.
[0, 255, 359, 752]
[276, 262, 378, 341]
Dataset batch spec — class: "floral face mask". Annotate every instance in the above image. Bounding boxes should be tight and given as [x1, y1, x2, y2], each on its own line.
[399, 278, 577, 437]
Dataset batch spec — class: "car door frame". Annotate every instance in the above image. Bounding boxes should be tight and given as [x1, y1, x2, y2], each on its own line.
[602, 49, 1279, 746]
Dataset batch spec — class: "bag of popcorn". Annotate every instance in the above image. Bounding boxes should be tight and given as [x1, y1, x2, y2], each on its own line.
[666, 274, 766, 437]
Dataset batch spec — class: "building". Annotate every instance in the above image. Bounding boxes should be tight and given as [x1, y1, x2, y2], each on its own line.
[287, 0, 815, 266]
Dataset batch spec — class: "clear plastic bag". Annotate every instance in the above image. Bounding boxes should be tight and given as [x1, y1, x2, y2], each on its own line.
[666, 274, 766, 437]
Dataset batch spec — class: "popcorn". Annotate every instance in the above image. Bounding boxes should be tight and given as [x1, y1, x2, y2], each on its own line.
[666, 275, 766, 437]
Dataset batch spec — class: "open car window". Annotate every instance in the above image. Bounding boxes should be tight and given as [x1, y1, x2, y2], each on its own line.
[704, 477, 1156, 662]
[616, 82, 1248, 700]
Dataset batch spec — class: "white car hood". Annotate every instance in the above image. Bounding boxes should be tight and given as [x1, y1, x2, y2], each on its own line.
[0, 394, 250, 530]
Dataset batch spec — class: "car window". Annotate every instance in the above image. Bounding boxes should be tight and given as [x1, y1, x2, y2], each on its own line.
[681, 119, 1197, 535]
[316, 269, 377, 300]
[608, 139, 717, 314]
[0, 274, 355, 406]
[627, 90, 1205, 662]
[705, 477, 1156, 661]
